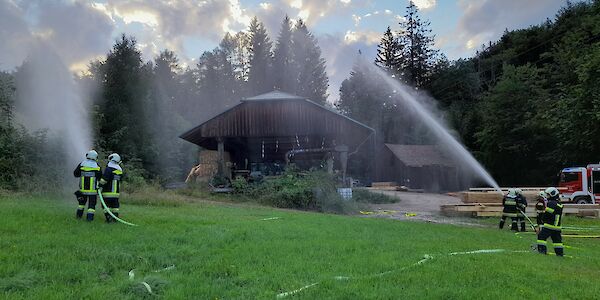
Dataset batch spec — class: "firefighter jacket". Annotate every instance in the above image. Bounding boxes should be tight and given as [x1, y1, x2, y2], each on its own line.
[541, 198, 563, 231]
[74, 159, 102, 196]
[516, 195, 528, 211]
[502, 195, 518, 217]
[99, 161, 123, 198]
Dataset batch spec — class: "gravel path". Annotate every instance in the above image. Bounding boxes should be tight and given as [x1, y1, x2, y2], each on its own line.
[363, 190, 487, 227]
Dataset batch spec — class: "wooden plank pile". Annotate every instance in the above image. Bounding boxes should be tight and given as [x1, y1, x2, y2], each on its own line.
[441, 203, 600, 218]
[370, 182, 408, 191]
[442, 189, 600, 218]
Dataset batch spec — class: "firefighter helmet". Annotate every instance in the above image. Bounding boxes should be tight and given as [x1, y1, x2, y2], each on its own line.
[538, 191, 547, 199]
[108, 153, 121, 163]
[545, 187, 559, 198]
[515, 188, 523, 195]
[86, 150, 98, 161]
[507, 188, 517, 198]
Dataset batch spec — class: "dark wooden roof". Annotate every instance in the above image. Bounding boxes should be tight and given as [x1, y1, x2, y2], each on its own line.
[180, 91, 374, 148]
[385, 144, 455, 167]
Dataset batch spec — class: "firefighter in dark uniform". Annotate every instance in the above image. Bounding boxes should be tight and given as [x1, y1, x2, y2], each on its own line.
[515, 188, 528, 232]
[535, 191, 548, 231]
[537, 187, 564, 256]
[99, 153, 123, 223]
[499, 188, 519, 231]
[74, 150, 102, 221]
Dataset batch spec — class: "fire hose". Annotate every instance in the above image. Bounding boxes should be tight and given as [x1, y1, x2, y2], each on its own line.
[98, 188, 138, 226]
[518, 209, 537, 232]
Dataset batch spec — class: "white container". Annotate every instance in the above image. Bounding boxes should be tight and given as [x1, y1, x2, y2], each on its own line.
[337, 188, 352, 201]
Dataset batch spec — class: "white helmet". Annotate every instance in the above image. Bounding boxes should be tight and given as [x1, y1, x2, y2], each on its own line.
[507, 188, 517, 198]
[108, 153, 121, 163]
[86, 150, 98, 161]
[515, 188, 523, 195]
[545, 187, 559, 198]
[538, 191, 548, 199]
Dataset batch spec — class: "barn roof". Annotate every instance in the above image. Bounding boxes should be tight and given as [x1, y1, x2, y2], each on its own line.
[385, 144, 455, 167]
[180, 91, 374, 149]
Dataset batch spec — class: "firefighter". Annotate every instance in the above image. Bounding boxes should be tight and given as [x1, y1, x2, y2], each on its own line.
[515, 188, 528, 232]
[99, 153, 123, 223]
[535, 191, 548, 229]
[74, 150, 102, 221]
[499, 188, 519, 231]
[537, 187, 564, 256]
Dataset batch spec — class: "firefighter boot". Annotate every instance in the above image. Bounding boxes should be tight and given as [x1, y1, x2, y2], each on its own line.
[520, 222, 526, 232]
[86, 209, 95, 221]
[76, 204, 85, 219]
[104, 212, 113, 223]
[499, 219, 505, 229]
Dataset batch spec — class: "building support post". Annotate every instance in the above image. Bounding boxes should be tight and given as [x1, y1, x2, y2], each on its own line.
[217, 137, 224, 177]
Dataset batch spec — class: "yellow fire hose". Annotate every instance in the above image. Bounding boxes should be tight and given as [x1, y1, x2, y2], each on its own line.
[98, 188, 138, 226]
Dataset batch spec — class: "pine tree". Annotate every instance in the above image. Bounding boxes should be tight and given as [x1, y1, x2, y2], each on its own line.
[247, 17, 273, 95]
[290, 19, 329, 104]
[375, 26, 402, 72]
[398, 1, 439, 87]
[273, 16, 295, 92]
[97, 34, 154, 170]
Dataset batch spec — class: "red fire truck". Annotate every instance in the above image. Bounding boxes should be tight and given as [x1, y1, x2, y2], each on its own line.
[558, 164, 600, 204]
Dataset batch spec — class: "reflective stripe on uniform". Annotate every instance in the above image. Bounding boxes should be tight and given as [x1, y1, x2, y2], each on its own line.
[543, 223, 562, 231]
[557, 204, 564, 208]
[77, 205, 85, 209]
[545, 207, 555, 213]
[81, 166, 100, 171]
[555, 215, 561, 226]
[502, 213, 518, 217]
[87, 208, 95, 213]
[505, 200, 516, 205]
[554, 243, 564, 248]
[537, 240, 547, 245]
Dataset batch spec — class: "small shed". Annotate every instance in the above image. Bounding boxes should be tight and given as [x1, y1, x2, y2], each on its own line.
[180, 91, 375, 180]
[378, 144, 460, 192]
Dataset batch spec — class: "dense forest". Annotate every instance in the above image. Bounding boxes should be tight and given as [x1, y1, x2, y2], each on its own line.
[0, 1, 599, 191]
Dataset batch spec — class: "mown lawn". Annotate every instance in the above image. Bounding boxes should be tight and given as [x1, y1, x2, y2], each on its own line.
[1, 193, 600, 299]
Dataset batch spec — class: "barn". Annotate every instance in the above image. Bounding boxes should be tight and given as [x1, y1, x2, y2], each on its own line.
[179, 91, 375, 182]
[377, 144, 461, 192]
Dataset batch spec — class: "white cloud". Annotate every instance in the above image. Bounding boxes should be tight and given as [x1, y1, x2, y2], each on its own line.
[444, 0, 568, 59]
[344, 30, 381, 45]
[412, 0, 437, 10]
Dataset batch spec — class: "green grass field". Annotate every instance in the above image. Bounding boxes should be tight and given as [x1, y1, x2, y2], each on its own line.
[1, 193, 600, 299]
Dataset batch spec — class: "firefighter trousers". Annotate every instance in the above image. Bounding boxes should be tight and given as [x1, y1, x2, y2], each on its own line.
[104, 197, 120, 223]
[537, 227, 563, 256]
[499, 215, 518, 231]
[75, 192, 97, 221]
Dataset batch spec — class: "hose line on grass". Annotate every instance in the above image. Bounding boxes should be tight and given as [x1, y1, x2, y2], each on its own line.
[275, 249, 525, 298]
[98, 188, 138, 226]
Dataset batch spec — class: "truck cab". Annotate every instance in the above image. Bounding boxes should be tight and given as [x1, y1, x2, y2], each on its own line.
[558, 164, 600, 204]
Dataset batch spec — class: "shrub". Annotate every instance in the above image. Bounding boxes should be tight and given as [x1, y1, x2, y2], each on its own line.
[352, 189, 399, 204]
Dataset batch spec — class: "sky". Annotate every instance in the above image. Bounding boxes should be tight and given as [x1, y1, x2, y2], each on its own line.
[0, 0, 572, 101]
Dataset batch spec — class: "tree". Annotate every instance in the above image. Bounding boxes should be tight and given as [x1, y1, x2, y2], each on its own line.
[290, 19, 329, 104]
[247, 17, 273, 95]
[150, 50, 195, 181]
[96, 34, 154, 173]
[397, 1, 439, 87]
[375, 26, 402, 72]
[476, 65, 552, 185]
[273, 15, 295, 92]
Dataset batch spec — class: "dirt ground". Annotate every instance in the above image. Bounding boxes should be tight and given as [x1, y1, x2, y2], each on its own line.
[362, 190, 488, 227]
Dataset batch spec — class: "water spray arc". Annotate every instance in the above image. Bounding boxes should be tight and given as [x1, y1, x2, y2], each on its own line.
[365, 62, 502, 193]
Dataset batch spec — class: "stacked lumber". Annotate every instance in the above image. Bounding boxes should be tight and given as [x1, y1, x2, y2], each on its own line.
[370, 182, 408, 191]
[441, 203, 600, 218]
[460, 190, 544, 203]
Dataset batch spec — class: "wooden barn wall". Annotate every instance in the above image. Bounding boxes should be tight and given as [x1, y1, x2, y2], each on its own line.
[197, 101, 370, 140]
